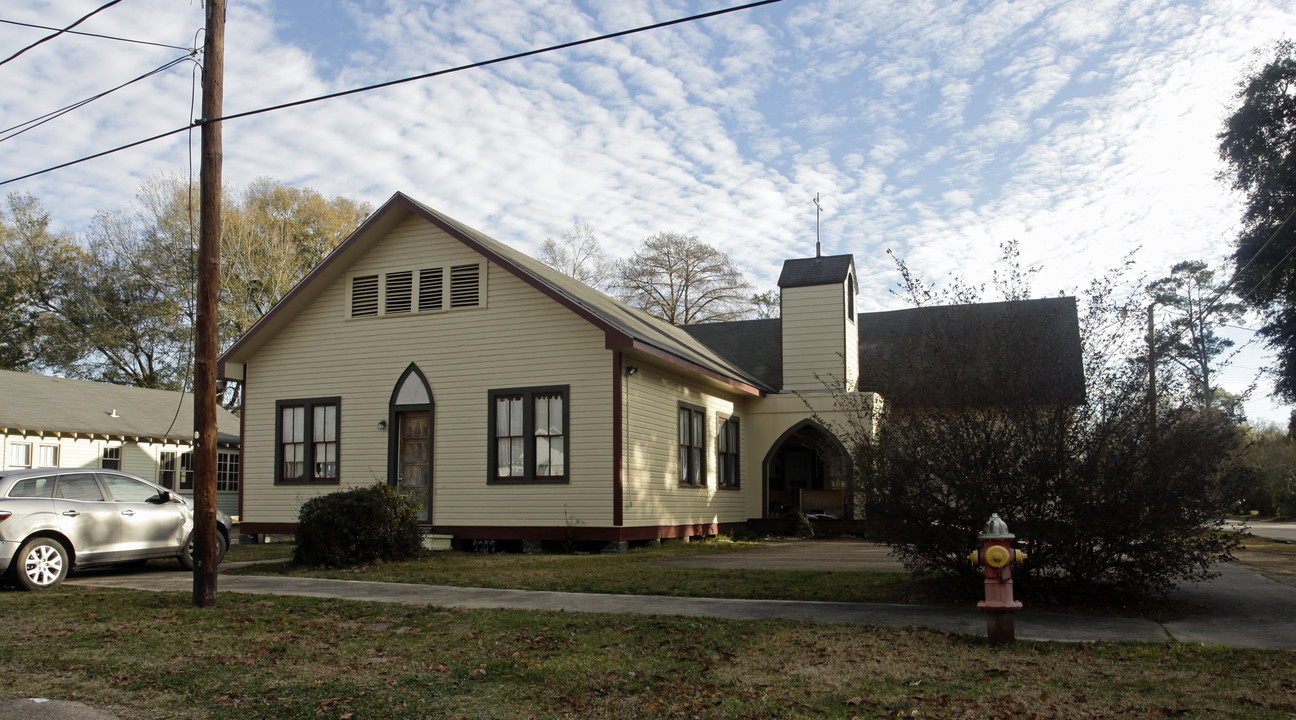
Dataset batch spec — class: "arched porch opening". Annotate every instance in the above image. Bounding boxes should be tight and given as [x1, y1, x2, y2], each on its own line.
[762, 420, 853, 520]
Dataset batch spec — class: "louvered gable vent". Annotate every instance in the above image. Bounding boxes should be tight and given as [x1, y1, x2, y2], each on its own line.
[419, 267, 443, 311]
[450, 263, 480, 308]
[385, 270, 413, 314]
[351, 274, 379, 317]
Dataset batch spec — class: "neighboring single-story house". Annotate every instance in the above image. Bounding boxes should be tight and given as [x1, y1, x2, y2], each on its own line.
[0, 370, 242, 518]
[219, 192, 1083, 543]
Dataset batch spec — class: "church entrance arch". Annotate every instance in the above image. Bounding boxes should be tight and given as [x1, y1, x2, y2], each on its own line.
[762, 420, 853, 520]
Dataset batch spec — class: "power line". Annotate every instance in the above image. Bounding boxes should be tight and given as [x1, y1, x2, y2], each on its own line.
[0, 0, 785, 188]
[1, 54, 197, 143]
[0, 18, 192, 51]
[0, 0, 124, 67]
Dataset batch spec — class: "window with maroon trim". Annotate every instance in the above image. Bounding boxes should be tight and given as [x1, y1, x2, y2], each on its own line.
[488, 386, 568, 483]
[276, 398, 341, 484]
[678, 404, 706, 487]
[717, 415, 740, 488]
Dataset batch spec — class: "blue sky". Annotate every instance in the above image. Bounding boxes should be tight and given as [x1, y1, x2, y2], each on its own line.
[2, 0, 1293, 423]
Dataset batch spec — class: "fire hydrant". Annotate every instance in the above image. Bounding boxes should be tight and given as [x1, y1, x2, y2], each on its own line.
[967, 513, 1026, 645]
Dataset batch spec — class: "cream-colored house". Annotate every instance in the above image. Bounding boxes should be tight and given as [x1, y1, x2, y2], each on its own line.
[220, 192, 1083, 544]
[0, 370, 242, 518]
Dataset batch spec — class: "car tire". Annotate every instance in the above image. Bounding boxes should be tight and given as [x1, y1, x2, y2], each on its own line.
[13, 537, 69, 591]
[179, 530, 228, 571]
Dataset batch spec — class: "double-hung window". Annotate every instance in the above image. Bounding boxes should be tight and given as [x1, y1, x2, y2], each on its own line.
[488, 386, 568, 483]
[276, 398, 341, 484]
[8, 442, 31, 469]
[101, 446, 121, 470]
[179, 451, 195, 490]
[158, 451, 177, 489]
[717, 415, 740, 488]
[678, 404, 706, 487]
[217, 452, 240, 491]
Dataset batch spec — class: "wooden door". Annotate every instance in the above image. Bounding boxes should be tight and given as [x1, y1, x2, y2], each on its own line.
[397, 411, 431, 522]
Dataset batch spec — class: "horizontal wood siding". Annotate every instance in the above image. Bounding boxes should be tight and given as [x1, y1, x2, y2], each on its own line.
[241, 216, 612, 528]
[621, 364, 749, 528]
[781, 284, 849, 391]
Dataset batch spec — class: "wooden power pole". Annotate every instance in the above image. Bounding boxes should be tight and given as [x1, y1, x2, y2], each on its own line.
[194, 0, 225, 608]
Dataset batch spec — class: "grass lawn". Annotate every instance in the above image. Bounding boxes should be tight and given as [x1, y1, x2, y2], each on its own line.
[1, 587, 1293, 720]
[227, 540, 952, 607]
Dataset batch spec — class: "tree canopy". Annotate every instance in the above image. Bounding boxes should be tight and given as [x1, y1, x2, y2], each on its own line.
[537, 220, 613, 291]
[1219, 39, 1296, 400]
[0, 176, 371, 403]
[614, 231, 755, 325]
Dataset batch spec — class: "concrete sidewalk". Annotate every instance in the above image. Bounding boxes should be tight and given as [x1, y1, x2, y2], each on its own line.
[63, 557, 1296, 650]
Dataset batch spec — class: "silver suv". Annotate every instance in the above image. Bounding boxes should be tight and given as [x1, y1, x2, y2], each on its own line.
[0, 468, 231, 590]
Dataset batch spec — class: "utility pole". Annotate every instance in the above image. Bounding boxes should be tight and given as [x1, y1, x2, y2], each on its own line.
[193, 0, 225, 608]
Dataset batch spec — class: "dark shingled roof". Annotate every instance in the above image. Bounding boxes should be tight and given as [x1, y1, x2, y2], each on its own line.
[0, 370, 240, 444]
[855, 296, 1085, 408]
[682, 296, 1086, 408]
[777, 254, 856, 288]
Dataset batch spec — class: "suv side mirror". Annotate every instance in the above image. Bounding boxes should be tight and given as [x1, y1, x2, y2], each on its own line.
[153, 490, 174, 504]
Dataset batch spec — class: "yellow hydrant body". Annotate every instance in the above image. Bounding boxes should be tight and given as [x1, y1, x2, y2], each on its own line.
[967, 513, 1026, 645]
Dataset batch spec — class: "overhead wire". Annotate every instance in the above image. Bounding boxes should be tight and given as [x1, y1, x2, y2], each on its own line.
[0, 0, 124, 67]
[0, 0, 786, 188]
[1, 53, 197, 143]
[0, 18, 191, 51]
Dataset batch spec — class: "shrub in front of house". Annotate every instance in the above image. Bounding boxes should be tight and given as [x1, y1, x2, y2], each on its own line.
[293, 483, 424, 568]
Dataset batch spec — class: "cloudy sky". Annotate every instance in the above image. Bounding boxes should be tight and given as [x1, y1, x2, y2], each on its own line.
[2, 0, 1293, 422]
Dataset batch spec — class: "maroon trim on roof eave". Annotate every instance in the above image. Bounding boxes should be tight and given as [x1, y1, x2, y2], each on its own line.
[617, 339, 764, 397]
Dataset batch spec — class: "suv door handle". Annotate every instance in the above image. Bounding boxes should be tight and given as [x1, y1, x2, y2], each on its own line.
[62, 510, 80, 517]
[121, 509, 135, 516]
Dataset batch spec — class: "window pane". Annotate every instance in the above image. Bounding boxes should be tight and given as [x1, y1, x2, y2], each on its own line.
[509, 398, 523, 436]
[10, 476, 54, 498]
[534, 396, 549, 436]
[679, 447, 688, 482]
[692, 447, 702, 485]
[38, 445, 58, 467]
[496, 398, 511, 436]
[549, 437, 564, 475]
[9, 443, 31, 467]
[536, 437, 550, 476]
[510, 438, 524, 476]
[56, 473, 104, 501]
[546, 394, 563, 434]
[102, 474, 160, 503]
[717, 419, 727, 452]
[283, 407, 303, 442]
[314, 405, 336, 442]
[497, 438, 512, 476]
[679, 409, 688, 444]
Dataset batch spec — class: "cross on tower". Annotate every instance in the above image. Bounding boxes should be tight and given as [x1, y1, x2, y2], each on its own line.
[814, 193, 823, 257]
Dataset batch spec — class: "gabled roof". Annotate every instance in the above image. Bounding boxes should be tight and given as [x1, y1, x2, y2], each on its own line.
[778, 254, 856, 289]
[219, 192, 771, 395]
[0, 370, 240, 444]
[682, 296, 1086, 408]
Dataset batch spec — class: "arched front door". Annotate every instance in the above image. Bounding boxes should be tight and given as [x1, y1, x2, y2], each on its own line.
[388, 364, 434, 523]
[762, 420, 852, 520]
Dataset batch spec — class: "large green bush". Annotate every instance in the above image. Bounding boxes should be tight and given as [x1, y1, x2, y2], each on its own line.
[293, 483, 424, 568]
